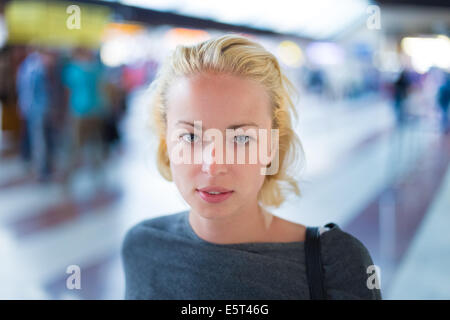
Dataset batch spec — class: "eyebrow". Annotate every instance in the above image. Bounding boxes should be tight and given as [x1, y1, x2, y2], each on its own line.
[176, 120, 259, 130]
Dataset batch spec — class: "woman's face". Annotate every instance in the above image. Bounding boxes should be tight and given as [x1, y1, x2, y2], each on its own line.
[165, 72, 275, 219]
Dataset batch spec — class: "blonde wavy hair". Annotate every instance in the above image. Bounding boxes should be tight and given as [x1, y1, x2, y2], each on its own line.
[148, 33, 305, 208]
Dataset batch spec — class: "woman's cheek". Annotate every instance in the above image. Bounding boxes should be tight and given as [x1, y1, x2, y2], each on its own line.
[235, 164, 255, 191]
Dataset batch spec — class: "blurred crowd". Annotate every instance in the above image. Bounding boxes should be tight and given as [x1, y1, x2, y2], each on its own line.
[300, 62, 450, 132]
[0, 44, 159, 188]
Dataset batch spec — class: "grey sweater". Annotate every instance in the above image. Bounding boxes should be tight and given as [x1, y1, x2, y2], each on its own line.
[121, 210, 382, 300]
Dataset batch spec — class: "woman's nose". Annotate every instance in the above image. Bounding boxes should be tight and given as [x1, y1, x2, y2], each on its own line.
[201, 142, 227, 176]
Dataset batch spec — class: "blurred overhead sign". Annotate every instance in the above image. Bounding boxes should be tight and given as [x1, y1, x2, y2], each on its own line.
[5, 0, 112, 48]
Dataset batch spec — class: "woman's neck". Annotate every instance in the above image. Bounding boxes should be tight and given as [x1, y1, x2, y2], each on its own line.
[188, 204, 275, 245]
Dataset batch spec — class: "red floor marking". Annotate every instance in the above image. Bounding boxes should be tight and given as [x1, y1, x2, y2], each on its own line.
[7, 188, 122, 238]
[343, 132, 450, 295]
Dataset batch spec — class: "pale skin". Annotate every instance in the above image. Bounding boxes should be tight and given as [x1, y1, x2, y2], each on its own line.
[165, 71, 306, 245]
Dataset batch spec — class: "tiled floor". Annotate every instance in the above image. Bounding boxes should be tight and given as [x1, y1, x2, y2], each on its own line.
[0, 92, 449, 299]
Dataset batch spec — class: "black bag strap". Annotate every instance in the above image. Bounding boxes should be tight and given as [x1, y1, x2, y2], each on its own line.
[305, 226, 326, 300]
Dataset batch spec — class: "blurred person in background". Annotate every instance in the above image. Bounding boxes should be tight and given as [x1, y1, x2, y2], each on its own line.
[46, 49, 70, 178]
[15, 46, 54, 182]
[437, 72, 450, 134]
[392, 69, 411, 127]
[0, 46, 18, 147]
[308, 68, 327, 97]
[61, 47, 107, 189]
[102, 68, 127, 156]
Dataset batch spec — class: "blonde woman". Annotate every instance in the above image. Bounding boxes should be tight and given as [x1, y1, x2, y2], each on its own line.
[121, 34, 382, 300]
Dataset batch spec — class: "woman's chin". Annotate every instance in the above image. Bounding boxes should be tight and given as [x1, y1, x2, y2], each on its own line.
[190, 204, 232, 220]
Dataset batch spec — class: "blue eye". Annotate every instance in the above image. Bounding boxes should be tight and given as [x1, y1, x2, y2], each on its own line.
[180, 133, 199, 143]
[234, 135, 251, 145]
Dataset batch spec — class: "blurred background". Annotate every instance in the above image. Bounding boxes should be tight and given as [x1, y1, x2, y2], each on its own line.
[0, 0, 449, 299]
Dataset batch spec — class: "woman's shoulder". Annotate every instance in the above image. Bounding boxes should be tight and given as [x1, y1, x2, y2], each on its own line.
[319, 223, 373, 263]
[319, 223, 382, 299]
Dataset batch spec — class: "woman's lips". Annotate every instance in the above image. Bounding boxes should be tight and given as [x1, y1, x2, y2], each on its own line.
[196, 189, 234, 203]
[197, 186, 233, 193]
